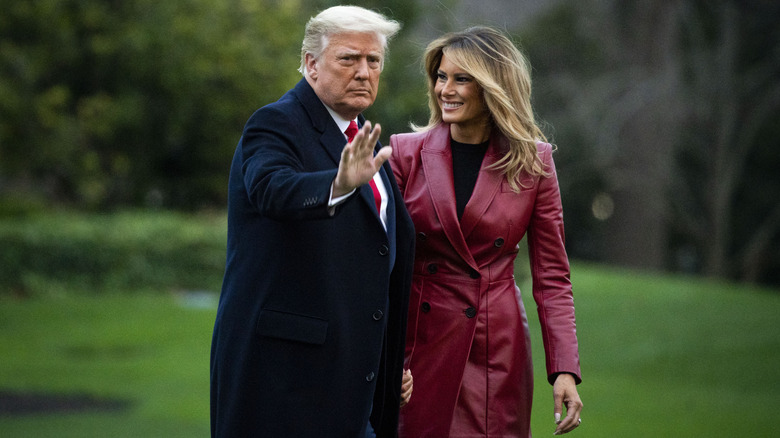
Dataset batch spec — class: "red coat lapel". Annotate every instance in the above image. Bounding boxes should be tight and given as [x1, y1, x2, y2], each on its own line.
[459, 134, 507, 239]
[420, 124, 479, 270]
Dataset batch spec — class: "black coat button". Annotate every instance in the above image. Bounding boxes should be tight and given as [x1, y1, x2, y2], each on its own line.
[494, 238, 505, 248]
[379, 245, 389, 256]
[427, 264, 438, 274]
[469, 269, 480, 279]
[372, 310, 384, 321]
[417, 232, 427, 241]
[464, 307, 477, 318]
[366, 372, 375, 382]
[421, 302, 431, 313]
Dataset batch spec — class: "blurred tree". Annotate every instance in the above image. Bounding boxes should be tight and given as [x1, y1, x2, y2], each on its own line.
[1, 0, 306, 209]
[2, 0, 776, 283]
[0, 0, 425, 210]
[521, 0, 780, 284]
[673, 0, 780, 283]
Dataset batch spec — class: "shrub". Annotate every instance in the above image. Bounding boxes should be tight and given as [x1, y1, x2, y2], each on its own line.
[0, 210, 226, 296]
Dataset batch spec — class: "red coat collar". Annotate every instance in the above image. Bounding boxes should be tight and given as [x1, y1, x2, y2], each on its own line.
[420, 123, 508, 270]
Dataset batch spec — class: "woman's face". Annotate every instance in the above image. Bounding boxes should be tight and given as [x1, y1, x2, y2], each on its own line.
[434, 54, 490, 139]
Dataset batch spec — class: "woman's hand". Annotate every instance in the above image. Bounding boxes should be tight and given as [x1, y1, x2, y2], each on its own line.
[553, 373, 583, 435]
[400, 369, 413, 407]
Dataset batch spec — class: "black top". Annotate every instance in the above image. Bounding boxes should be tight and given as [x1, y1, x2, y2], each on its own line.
[450, 138, 489, 219]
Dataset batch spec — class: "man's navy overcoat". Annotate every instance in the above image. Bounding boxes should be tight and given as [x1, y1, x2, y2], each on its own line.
[210, 78, 415, 437]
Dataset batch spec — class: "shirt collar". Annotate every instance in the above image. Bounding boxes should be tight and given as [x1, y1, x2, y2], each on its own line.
[324, 105, 357, 136]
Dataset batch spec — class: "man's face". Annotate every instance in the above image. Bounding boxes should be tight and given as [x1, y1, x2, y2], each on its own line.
[306, 32, 384, 120]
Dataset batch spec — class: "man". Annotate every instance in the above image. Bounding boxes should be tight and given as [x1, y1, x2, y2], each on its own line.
[210, 6, 415, 438]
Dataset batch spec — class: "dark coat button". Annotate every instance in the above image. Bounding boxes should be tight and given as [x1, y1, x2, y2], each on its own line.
[379, 245, 389, 256]
[427, 263, 438, 274]
[464, 307, 477, 318]
[366, 372, 375, 382]
[421, 302, 431, 313]
[494, 238, 505, 248]
[469, 269, 480, 279]
[372, 310, 384, 321]
[417, 232, 427, 241]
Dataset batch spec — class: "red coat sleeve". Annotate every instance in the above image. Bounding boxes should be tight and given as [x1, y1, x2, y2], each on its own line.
[527, 143, 582, 384]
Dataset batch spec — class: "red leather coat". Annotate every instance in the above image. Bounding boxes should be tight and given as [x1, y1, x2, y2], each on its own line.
[389, 123, 581, 437]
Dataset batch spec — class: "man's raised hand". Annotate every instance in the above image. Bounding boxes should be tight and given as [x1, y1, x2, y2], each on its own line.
[332, 121, 391, 197]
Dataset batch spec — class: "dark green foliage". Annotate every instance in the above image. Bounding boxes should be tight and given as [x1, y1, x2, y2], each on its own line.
[518, 0, 780, 284]
[0, 0, 425, 210]
[0, 1, 305, 209]
[0, 210, 226, 295]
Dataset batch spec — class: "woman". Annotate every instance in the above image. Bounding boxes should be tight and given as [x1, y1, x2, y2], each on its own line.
[389, 27, 583, 437]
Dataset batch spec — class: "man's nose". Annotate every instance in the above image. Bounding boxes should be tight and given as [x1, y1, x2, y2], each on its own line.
[354, 58, 369, 79]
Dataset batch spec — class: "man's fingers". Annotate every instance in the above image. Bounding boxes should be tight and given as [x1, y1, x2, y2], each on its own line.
[368, 123, 381, 144]
[401, 369, 413, 392]
[350, 121, 370, 146]
[349, 122, 386, 172]
[335, 120, 386, 194]
[374, 146, 392, 167]
[352, 122, 381, 154]
[400, 369, 413, 408]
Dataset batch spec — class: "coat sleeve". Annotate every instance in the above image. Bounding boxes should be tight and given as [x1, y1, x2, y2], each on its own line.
[239, 105, 341, 221]
[527, 144, 582, 384]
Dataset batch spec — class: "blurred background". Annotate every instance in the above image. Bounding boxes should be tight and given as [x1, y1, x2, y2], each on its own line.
[1, 0, 778, 436]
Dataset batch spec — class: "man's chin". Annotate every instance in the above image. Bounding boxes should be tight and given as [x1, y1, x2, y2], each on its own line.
[338, 99, 375, 117]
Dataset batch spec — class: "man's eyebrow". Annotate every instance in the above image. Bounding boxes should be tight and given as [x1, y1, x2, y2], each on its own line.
[336, 49, 382, 58]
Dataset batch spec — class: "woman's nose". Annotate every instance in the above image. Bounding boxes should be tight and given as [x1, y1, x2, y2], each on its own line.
[441, 79, 455, 95]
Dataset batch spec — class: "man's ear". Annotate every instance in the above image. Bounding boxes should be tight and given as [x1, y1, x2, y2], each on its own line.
[305, 53, 318, 80]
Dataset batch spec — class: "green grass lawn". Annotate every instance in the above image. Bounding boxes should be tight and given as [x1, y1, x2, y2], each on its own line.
[0, 291, 217, 437]
[0, 263, 778, 437]
[523, 264, 780, 437]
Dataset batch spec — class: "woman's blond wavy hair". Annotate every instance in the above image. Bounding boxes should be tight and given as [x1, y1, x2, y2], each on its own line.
[415, 26, 550, 190]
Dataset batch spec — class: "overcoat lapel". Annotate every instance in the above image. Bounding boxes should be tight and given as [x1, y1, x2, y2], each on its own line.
[420, 124, 479, 271]
[295, 79, 346, 166]
[459, 135, 507, 239]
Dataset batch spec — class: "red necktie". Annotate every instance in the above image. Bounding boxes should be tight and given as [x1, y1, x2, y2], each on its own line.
[345, 120, 381, 214]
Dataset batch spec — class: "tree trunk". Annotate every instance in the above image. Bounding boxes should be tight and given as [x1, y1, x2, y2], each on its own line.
[599, 0, 683, 270]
